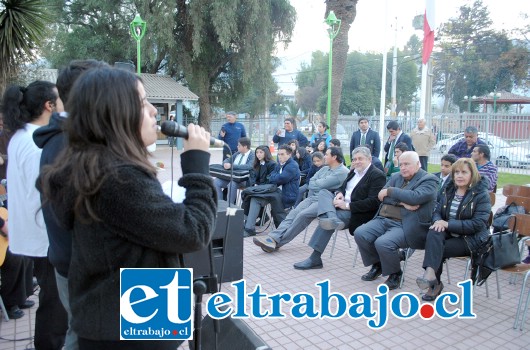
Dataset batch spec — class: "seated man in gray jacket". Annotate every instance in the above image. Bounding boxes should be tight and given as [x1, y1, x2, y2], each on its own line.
[253, 147, 349, 252]
[354, 151, 438, 290]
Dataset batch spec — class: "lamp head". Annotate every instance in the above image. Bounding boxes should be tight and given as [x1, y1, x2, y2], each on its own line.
[130, 14, 147, 41]
[325, 11, 341, 26]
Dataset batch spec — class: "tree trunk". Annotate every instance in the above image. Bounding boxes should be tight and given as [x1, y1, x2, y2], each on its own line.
[326, 0, 358, 136]
[195, 70, 213, 131]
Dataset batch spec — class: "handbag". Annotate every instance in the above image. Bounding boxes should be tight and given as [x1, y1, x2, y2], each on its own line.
[209, 164, 250, 183]
[492, 202, 525, 233]
[475, 216, 521, 286]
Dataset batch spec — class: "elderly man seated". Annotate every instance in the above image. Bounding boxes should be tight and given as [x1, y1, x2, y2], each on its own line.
[354, 151, 438, 290]
[293, 147, 387, 270]
[253, 147, 349, 252]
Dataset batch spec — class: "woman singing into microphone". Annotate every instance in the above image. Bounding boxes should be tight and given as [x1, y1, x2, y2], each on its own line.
[38, 66, 217, 350]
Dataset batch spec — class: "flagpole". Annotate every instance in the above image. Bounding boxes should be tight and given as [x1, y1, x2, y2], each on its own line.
[420, 63, 428, 119]
[378, 0, 389, 161]
[420, 0, 435, 119]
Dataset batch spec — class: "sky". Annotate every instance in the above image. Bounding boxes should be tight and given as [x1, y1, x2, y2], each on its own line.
[274, 0, 529, 95]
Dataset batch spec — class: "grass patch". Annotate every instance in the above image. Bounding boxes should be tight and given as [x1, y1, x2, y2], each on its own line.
[428, 164, 530, 189]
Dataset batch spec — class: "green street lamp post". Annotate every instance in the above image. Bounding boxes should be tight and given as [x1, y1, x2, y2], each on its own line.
[490, 91, 501, 113]
[463, 95, 476, 112]
[130, 14, 147, 76]
[325, 11, 341, 127]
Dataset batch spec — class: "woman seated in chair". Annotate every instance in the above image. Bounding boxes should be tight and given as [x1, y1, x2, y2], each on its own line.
[416, 158, 491, 301]
[241, 145, 300, 237]
[249, 145, 276, 187]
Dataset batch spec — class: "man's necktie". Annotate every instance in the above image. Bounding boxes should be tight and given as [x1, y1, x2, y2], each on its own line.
[360, 133, 366, 146]
[389, 140, 396, 161]
[237, 154, 244, 165]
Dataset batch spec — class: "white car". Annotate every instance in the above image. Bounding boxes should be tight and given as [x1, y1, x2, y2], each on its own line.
[437, 132, 530, 168]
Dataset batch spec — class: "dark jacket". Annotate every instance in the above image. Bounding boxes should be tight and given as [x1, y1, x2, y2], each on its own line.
[339, 164, 387, 234]
[350, 129, 381, 158]
[33, 113, 70, 277]
[52, 151, 216, 341]
[433, 171, 452, 202]
[434, 176, 491, 252]
[305, 164, 323, 183]
[379, 169, 438, 249]
[383, 132, 414, 166]
[269, 157, 300, 209]
[249, 160, 276, 186]
[297, 147, 312, 175]
[272, 129, 309, 147]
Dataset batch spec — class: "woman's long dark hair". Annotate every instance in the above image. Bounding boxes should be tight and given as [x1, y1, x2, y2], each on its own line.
[1, 80, 57, 132]
[39, 67, 156, 223]
[253, 145, 273, 170]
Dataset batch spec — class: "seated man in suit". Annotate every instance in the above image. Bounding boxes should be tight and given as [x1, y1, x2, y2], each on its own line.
[253, 147, 349, 252]
[293, 147, 387, 270]
[213, 137, 255, 204]
[434, 154, 457, 200]
[354, 151, 438, 290]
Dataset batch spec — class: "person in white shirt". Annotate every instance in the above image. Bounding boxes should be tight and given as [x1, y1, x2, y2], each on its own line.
[2, 81, 68, 349]
[434, 154, 457, 200]
[213, 137, 255, 204]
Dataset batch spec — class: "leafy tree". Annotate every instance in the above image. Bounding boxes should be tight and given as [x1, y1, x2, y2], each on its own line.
[0, 0, 52, 94]
[433, 0, 529, 111]
[325, 0, 358, 135]
[173, 0, 296, 129]
[42, 0, 295, 131]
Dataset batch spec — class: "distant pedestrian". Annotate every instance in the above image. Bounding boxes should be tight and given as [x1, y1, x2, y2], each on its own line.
[410, 118, 436, 171]
[219, 111, 246, 158]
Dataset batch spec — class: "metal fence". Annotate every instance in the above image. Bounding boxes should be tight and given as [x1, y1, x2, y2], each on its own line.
[210, 113, 530, 175]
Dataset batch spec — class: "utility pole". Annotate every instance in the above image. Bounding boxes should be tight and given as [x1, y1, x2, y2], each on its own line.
[391, 17, 398, 117]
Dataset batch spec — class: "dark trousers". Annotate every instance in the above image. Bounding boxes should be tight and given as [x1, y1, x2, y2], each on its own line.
[422, 230, 471, 282]
[0, 250, 33, 307]
[33, 256, 68, 350]
[419, 156, 429, 171]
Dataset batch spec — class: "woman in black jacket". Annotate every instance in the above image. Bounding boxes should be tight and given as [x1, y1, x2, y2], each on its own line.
[38, 67, 217, 350]
[249, 145, 276, 186]
[416, 158, 491, 301]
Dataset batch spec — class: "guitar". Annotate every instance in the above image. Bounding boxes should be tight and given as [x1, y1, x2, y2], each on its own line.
[0, 207, 8, 266]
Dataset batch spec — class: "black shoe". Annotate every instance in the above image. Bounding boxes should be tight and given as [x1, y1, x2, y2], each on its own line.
[361, 264, 382, 281]
[422, 281, 444, 301]
[7, 306, 24, 319]
[19, 299, 35, 309]
[399, 249, 407, 261]
[384, 271, 403, 290]
[293, 257, 323, 270]
[243, 228, 256, 237]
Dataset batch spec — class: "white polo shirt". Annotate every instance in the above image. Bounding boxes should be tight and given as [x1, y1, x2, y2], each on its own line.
[7, 123, 48, 257]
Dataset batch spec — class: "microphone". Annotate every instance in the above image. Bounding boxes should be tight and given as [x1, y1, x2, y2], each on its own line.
[160, 121, 224, 147]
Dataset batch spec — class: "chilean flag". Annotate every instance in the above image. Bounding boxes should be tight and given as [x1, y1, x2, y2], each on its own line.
[422, 0, 435, 64]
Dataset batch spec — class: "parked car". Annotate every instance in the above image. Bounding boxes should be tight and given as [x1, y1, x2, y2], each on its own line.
[436, 132, 530, 168]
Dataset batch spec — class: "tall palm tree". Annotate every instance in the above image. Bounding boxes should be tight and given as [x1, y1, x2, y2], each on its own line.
[0, 0, 51, 94]
[325, 0, 358, 136]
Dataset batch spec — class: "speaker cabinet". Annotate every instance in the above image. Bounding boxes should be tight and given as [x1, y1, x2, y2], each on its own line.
[189, 315, 271, 350]
[183, 200, 244, 283]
